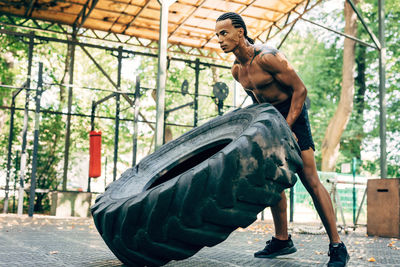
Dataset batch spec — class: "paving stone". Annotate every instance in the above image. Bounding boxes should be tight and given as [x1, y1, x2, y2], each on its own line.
[0, 214, 399, 266]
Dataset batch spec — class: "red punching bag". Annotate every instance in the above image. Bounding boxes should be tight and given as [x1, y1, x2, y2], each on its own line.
[89, 131, 102, 178]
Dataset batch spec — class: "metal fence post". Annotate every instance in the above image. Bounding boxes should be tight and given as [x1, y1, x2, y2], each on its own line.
[28, 62, 43, 217]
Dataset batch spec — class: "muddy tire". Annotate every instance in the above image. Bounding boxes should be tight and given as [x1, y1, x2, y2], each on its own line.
[91, 103, 303, 266]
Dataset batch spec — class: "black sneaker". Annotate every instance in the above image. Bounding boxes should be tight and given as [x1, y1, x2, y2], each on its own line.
[254, 235, 297, 258]
[327, 242, 350, 267]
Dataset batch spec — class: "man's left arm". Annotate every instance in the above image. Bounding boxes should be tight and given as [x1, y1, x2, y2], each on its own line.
[259, 52, 307, 128]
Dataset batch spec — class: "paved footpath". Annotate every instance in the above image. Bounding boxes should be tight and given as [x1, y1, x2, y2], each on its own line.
[0, 214, 399, 267]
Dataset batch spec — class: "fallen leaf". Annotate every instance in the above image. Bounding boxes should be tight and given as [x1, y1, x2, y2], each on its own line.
[368, 257, 376, 262]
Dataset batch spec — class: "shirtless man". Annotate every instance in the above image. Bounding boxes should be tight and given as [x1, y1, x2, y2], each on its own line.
[215, 12, 349, 267]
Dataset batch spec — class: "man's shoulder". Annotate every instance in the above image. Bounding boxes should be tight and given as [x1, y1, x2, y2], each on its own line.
[254, 45, 286, 72]
[257, 45, 279, 58]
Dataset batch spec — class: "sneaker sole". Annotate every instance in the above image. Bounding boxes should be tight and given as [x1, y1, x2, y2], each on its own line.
[254, 247, 297, 258]
[327, 253, 350, 267]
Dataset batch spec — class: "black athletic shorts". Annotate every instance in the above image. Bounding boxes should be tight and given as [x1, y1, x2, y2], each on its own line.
[273, 98, 315, 151]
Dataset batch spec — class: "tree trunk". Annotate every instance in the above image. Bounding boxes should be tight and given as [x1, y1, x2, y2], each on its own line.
[355, 45, 366, 123]
[352, 44, 367, 158]
[321, 0, 359, 171]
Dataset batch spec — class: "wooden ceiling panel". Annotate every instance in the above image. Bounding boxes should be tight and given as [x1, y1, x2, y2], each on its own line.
[185, 17, 215, 30]
[242, 6, 281, 21]
[114, 13, 135, 25]
[169, 2, 196, 15]
[202, 0, 244, 13]
[0, 0, 321, 58]
[252, 0, 291, 11]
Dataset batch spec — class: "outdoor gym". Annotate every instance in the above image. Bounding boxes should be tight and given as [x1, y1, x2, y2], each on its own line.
[0, 0, 399, 266]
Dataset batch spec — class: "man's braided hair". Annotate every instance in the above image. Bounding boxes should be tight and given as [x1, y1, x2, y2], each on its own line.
[216, 12, 255, 44]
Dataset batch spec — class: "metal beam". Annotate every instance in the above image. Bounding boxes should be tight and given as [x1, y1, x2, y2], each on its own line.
[0, 14, 230, 61]
[346, 0, 381, 50]
[254, 0, 321, 42]
[0, 28, 231, 69]
[277, 18, 297, 49]
[28, 62, 43, 217]
[79, 44, 118, 88]
[73, 0, 99, 30]
[132, 76, 141, 166]
[24, 0, 37, 17]
[300, 17, 378, 49]
[0, 104, 195, 128]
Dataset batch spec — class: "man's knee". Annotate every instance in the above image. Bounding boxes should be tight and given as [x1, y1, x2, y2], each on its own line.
[300, 171, 322, 193]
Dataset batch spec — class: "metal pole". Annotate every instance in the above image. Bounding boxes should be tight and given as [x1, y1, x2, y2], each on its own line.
[28, 62, 43, 217]
[155, 0, 174, 149]
[62, 27, 77, 191]
[378, 0, 387, 179]
[289, 187, 294, 222]
[113, 94, 120, 182]
[91, 100, 96, 131]
[13, 150, 20, 213]
[3, 93, 18, 213]
[113, 46, 123, 181]
[355, 187, 367, 225]
[300, 17, 378, 50]
[132, 76, 140, 166]
[17, 31, 35, 215]
[352, 157, 356, 226]
[194, 58, 200, 127]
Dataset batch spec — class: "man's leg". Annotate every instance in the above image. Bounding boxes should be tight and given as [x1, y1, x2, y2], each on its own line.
[298, 148, 340, 243]
[299, 148, 350, 266]
[270, 192, 288, 240]
[254, 189, 296, 258]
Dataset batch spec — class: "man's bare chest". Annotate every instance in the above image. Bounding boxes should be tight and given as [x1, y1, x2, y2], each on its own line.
[236, 64, 274, 91]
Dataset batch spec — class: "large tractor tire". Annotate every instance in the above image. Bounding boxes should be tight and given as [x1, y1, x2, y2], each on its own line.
[91, 103, 303, 266]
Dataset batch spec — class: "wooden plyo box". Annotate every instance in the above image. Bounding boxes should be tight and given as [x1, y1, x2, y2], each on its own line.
[367, 178, 400, 237]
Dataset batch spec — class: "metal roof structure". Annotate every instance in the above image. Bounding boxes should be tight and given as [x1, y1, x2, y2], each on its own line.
[0, 0, 322, 60]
